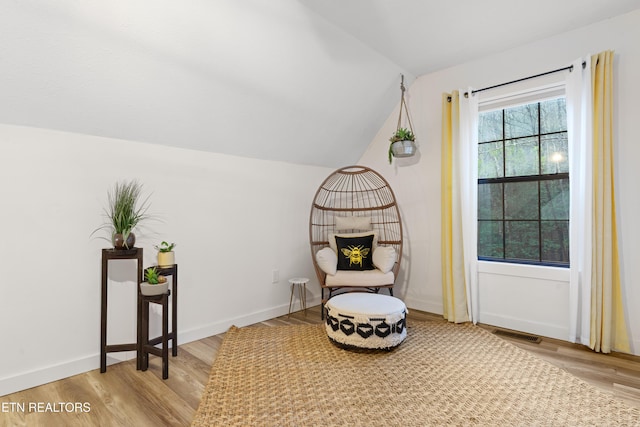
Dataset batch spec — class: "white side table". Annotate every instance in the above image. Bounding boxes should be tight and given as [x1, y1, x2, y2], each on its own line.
[288, 277, 309, 316]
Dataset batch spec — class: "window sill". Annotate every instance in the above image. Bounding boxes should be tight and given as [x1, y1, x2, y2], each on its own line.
[478, 260, 570, 282]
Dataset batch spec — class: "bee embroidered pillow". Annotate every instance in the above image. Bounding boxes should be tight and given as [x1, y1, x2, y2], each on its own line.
[329, 231, 378, 254]
[335, 235, 375, 271]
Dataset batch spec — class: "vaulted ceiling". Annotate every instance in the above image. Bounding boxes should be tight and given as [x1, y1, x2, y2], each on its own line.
[1, 1, 639, 167]
[300, 0, 640, 76]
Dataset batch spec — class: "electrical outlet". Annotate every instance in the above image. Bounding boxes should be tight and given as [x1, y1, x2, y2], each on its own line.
[272, 269, 279, 283]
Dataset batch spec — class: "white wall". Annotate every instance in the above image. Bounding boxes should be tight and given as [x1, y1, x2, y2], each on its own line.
[359, 9, 640, 350]
[0, 124, 330, 396]
[0, 0, 408, 168]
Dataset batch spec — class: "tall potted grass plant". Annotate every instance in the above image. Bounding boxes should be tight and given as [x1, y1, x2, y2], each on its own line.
[92, 180, 152, 249]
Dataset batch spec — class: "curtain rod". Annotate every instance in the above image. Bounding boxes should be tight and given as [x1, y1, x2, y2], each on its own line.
[466, 64, 574, 97]
[447, 61, 586, 101]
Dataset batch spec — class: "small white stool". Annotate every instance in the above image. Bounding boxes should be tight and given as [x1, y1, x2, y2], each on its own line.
[325, 293, 407, 349]
[288, 277, 309, 316]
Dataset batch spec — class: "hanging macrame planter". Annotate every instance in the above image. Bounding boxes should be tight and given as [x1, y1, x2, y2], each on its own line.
[388, 74, 418, 163]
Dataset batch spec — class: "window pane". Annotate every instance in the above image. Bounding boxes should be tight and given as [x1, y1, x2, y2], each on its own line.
[479, 110, 503, 142]
[478, 221, 504, 258]
[478, 183, 503, 220]
[540, 179, 569, 220]
[540, 98, 566, 133]
[476, 96, 569, 266]
[505, 104, 538, 138]
[505, 221, 539, 260]
[479, 142, 504, 179]
[504, 182, 538, 220]
[505, 137, 538, 177]
[542, 221, 569, 263]
[540, 133, 568, 174]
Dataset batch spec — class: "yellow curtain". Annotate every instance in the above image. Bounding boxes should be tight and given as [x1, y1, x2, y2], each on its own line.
[441, 91, 469, 323]
[590, 50, 630, 353]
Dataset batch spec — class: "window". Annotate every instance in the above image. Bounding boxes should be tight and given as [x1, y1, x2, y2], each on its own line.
[477, 98, 569, 266]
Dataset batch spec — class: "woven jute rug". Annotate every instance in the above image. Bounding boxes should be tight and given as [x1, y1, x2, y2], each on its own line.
[191, 321, 640, 426]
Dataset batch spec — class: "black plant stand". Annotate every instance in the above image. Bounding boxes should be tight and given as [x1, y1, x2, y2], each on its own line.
[150, 264, 178, 357]
[100, 248, 143, 373]
[140, 290, 170, 379]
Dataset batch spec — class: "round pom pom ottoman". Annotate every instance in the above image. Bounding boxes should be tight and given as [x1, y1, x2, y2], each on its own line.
[325, 293, 408, 349]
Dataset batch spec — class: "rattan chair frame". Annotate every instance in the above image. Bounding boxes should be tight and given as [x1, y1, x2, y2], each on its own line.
[309, 165, 403, 312]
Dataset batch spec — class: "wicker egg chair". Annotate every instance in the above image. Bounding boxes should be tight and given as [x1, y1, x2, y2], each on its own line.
[309, 165, 403, 314]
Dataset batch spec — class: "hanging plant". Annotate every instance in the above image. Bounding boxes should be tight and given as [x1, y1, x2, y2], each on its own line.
[390, 128, 415, 143]
[388, 128, 416, 163]
[388, 75, 418, 164]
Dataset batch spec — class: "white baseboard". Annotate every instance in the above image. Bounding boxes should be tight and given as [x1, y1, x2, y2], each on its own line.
[0, 296, 322, 397]
[179, 295, 322, 345]
[404, 296, 442, 316]
[1, 355, 93, 398]
[479, 312, 569, 341]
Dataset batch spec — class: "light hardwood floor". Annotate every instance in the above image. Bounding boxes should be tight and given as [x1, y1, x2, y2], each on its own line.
[2, 306, 640, 426]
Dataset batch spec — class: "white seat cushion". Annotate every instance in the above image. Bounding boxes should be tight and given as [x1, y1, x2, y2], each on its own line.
[325, 269, 394, 287]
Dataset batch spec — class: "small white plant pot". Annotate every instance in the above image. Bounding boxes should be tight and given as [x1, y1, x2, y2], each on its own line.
[157, 251, 175, 267]
[391, 140, 417, 158]
[140, 281, 169, 296]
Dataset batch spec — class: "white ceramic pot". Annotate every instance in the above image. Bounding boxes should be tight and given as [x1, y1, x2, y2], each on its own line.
[391, 140, 417, 158]
[140, 281, 169, 296]
[157, 251, 175, 267]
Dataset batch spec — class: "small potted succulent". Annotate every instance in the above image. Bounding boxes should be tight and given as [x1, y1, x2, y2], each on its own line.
[140, 267, 168, 296]
[155, 241, 176, 267]
[388, 127, 417, 163]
